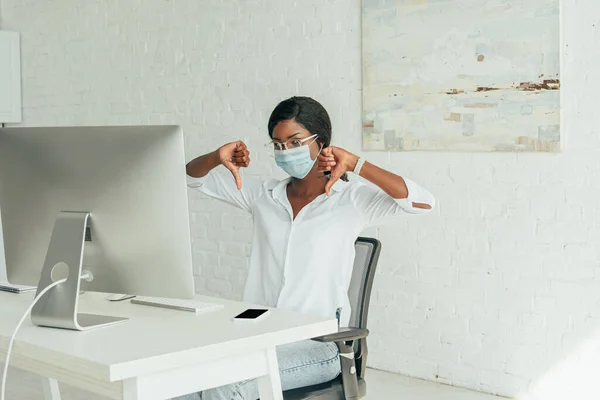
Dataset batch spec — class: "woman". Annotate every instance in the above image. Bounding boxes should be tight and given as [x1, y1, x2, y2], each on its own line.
[182, 96, 434, 400]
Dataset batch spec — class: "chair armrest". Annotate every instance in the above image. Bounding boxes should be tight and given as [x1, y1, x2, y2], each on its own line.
[313, 328, 369, 399]
[312, 327, 369, 343]
[312, 329, 367, 400]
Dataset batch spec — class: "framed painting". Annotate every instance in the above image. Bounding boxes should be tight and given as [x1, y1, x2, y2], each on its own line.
[362, 0, 561, 152]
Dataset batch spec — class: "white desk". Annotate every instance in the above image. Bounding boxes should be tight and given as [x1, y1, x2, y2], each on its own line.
[0, 291, 337, 400]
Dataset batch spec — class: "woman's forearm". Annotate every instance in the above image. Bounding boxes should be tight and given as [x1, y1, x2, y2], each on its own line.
[359, 161, 409, 199]
[358, 161, 432, 210]
[186, 150, 221, 178]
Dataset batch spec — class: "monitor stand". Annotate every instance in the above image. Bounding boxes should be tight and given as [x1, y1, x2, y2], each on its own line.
[31, 211, 128, 331]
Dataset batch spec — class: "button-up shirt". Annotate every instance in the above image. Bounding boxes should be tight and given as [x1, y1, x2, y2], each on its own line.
[187, 167, 434, 327]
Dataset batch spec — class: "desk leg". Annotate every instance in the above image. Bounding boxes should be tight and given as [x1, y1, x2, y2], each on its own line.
[257, 347, 283, 400]
[122, 379, 139, 400]
[41, 378, 62, 400]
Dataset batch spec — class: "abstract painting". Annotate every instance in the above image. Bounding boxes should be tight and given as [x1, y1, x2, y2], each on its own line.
[362, 0, 561, 152]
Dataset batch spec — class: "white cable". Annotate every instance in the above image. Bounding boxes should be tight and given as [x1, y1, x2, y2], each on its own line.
[1, 278, 67, 400]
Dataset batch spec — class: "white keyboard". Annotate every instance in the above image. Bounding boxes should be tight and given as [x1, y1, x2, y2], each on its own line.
[131, 296, 224, 314]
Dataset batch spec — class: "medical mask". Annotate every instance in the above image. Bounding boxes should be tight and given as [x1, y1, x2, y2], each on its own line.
[274, 144, 322, 179]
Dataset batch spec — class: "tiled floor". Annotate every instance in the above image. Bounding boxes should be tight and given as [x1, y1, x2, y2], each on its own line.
[5, 367, 502, 399]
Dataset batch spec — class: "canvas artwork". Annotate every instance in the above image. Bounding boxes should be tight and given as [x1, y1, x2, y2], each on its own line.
[362, 0, 561, 152]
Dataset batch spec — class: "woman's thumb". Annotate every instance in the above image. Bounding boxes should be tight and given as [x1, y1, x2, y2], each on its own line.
[231, 167, 242, 190]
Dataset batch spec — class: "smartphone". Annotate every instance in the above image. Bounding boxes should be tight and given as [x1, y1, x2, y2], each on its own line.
[233, 308, 270, 322]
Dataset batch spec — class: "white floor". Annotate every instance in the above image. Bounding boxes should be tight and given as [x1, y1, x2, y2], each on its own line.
[4, 367, 502, 399]
[367, 369, 502, 399]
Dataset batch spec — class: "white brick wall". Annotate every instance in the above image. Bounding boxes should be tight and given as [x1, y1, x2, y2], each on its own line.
[1, 0, 600, 398]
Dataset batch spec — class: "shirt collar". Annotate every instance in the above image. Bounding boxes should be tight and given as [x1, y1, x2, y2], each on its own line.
[271, 178, 291, 204]
[270, 176, 346, 204]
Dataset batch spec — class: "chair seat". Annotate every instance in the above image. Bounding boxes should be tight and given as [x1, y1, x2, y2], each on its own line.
[283, 377, 366, 400]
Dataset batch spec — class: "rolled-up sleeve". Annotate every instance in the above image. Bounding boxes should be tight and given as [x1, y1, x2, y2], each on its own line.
[351, 178, 435, 226]
[186, 166, 264, 213]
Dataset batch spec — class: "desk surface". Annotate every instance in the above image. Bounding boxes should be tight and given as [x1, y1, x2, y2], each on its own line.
[0, 291, 337, 383]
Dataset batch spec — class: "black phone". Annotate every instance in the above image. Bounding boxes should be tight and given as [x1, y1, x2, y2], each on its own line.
[233, 308, 270, 322]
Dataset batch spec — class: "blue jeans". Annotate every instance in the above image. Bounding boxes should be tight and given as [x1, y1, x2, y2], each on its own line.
[173, 340, 340, 400]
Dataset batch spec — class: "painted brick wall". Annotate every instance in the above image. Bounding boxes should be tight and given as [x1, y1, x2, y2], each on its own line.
[1, 0, 600, 398]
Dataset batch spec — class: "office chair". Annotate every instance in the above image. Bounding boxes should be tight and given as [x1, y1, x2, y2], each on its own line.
[283, 237, 382, 400]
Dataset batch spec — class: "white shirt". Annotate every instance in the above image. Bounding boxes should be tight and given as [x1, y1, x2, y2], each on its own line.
[187, 166, 435, 327]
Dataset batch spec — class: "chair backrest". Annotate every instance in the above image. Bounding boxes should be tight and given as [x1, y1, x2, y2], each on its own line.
[347, 237, 381, 329]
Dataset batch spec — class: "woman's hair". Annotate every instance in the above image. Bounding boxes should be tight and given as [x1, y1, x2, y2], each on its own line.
[267, 96, 348, 181]
[268, 96, 332, 147]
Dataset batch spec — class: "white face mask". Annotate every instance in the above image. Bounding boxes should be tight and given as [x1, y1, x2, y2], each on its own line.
[274, 139, 322, 179]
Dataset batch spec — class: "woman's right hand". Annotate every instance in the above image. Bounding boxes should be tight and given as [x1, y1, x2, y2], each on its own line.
[217, 141, 250, 190]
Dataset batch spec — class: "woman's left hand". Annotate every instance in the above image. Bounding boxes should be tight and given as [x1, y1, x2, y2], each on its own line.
[318, 146, 359, 196]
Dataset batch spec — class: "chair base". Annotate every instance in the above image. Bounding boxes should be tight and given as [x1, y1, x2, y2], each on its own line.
[283, 377, 366, 400]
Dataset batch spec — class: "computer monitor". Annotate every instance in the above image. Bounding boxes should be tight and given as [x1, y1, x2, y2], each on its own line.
[0, 125, 195, 330]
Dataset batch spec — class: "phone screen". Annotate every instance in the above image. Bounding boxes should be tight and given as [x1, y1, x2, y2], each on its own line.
[234, 309, 268, 319]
